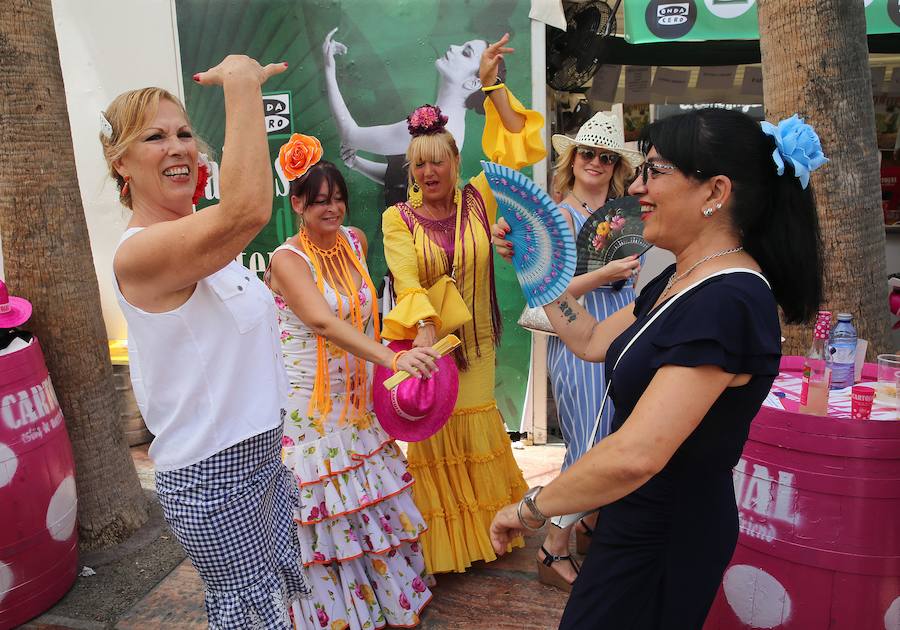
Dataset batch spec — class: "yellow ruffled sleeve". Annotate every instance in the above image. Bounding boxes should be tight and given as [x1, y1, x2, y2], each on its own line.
[481, 88, 546, 170]
[475, 88, 547, 224]
[381, 206, 441, 341]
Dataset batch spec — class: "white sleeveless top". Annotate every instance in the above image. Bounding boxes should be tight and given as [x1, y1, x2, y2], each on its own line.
[113, 228, 288, 471]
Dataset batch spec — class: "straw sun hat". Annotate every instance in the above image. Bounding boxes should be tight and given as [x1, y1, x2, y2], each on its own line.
[551, 111, 644, 170]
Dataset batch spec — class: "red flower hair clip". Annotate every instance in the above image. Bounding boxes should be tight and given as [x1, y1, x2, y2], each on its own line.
[193, 153, 211, 206]
[406, 104, 449, 137]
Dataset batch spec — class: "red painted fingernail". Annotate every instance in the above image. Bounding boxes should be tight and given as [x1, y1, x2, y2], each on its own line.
[283, 62, 289, 68]
[192, 73, 200, 82]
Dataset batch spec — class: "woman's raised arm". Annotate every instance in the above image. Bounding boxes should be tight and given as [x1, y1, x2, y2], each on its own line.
[479, 33, 525, 133]
[115, 55, 286, 300]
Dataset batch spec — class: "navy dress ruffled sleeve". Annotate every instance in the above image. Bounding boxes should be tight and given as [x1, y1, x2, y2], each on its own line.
[648, 274, 781, 377]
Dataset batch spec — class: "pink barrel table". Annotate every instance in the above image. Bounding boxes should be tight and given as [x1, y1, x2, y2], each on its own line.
[0, 338, 77, 629]
[705, 357, 900, 629]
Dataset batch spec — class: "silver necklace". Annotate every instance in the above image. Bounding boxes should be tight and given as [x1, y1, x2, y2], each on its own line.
[569, 191, 607, 215]
[661, 246, 744, 299]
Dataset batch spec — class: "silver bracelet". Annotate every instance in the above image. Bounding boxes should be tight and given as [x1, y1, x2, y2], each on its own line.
[516, 486, 547, 530]
[522, 486, 547, 521]
[516, 498, 546, 531]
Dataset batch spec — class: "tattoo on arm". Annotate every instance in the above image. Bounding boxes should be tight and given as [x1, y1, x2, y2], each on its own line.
[557, 299, 577, 323]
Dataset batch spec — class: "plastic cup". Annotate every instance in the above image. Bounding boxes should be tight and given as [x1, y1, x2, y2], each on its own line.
[895, 370, 900, 420]
[875, 354, 900, 414]
[851, 385, 875, 420]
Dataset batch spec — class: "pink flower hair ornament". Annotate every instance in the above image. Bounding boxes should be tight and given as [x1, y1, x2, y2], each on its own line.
[406, 104, 449, 137]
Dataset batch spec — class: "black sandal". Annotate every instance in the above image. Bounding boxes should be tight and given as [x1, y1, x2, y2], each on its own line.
[537, 545, 580, 592]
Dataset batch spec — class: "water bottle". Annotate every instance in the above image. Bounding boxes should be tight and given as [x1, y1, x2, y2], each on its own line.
[829, 313, 857, 390]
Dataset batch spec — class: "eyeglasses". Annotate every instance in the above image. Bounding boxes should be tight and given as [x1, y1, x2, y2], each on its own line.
[634, 161, 678, 185]
[575, 147, 620, 165]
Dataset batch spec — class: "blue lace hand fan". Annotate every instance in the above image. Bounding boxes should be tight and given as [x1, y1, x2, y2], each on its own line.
[481, 161, 576, 307]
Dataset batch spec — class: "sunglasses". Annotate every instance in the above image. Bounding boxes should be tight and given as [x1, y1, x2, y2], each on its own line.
[634, 161, 678, 185]
[575, 147, 620, 165]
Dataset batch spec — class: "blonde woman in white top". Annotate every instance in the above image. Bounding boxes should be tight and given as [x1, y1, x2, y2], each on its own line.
[105, 55, 308, 628]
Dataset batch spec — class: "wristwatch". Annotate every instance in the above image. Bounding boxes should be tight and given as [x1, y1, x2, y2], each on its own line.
[517, 486, 547, 530]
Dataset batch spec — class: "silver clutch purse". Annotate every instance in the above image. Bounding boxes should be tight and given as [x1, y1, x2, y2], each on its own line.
[516, 305, 557, 336]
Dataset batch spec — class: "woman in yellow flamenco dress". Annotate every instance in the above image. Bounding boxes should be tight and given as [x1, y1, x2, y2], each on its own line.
[380, 34, 546, 574]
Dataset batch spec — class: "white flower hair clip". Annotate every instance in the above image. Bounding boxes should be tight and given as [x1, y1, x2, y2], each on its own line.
[100, 112, 113, 140]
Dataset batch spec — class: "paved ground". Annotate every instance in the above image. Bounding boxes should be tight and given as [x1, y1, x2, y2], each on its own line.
[21, 440, 573, 629]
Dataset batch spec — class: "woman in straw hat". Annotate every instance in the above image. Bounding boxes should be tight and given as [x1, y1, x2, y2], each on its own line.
[496, 112, 645, 590]
[266, 145, 441, 628]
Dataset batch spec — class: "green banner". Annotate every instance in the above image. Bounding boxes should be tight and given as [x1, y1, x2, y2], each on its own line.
[175, 0, 534, 431]
[625, 0, 899, 44]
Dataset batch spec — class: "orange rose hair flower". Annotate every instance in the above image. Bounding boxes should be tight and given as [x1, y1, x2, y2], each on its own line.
[279, 133, 324, 181]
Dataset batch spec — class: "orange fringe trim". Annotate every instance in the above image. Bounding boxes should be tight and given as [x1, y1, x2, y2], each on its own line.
[297, 228, 381, 425]
[295, 438, 398, 488]
[301, 531, 426, 567]
[294, 480, 416, 526]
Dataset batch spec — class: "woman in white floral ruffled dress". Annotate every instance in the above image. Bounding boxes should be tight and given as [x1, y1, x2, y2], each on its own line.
[266, 145, 440, 629]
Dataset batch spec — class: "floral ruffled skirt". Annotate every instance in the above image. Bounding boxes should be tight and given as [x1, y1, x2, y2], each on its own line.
[283, 413, 432, 629]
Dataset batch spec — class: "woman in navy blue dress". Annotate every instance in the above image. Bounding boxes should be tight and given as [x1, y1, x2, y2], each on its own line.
[489, 108, 827, 628]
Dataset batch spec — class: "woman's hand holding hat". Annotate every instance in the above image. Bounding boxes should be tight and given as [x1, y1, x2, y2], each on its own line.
[372, 339, 459, 442]
[192, 54, 287, 87]
[395, 346, 440, 379]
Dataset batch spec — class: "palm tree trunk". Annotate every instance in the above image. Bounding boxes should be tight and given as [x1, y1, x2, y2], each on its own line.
[0, 0, 148, 549]
[758, 1, 892, 356]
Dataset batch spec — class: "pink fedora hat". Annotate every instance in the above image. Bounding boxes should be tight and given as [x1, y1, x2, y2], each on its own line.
[0, 280, 32, 328]
[373, 340, 459, 442]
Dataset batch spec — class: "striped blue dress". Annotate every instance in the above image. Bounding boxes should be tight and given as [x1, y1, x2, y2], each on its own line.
[547, 203, 637, 471]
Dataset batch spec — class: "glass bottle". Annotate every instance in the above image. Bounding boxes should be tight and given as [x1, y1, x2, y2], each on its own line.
[799, 311, 832, 415]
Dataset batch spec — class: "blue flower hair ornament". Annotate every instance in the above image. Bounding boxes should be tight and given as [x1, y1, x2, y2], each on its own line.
[760, 114, 829, 189]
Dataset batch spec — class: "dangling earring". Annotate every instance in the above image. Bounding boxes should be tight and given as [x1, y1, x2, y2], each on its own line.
[453, 188, 462, 207]
[702, 207, 714, 217]
[409, 182, 423, 208]
[120, 176, 130, 199]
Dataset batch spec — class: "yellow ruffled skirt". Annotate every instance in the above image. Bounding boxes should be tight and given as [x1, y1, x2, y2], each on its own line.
[406, 352, 528, 574]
